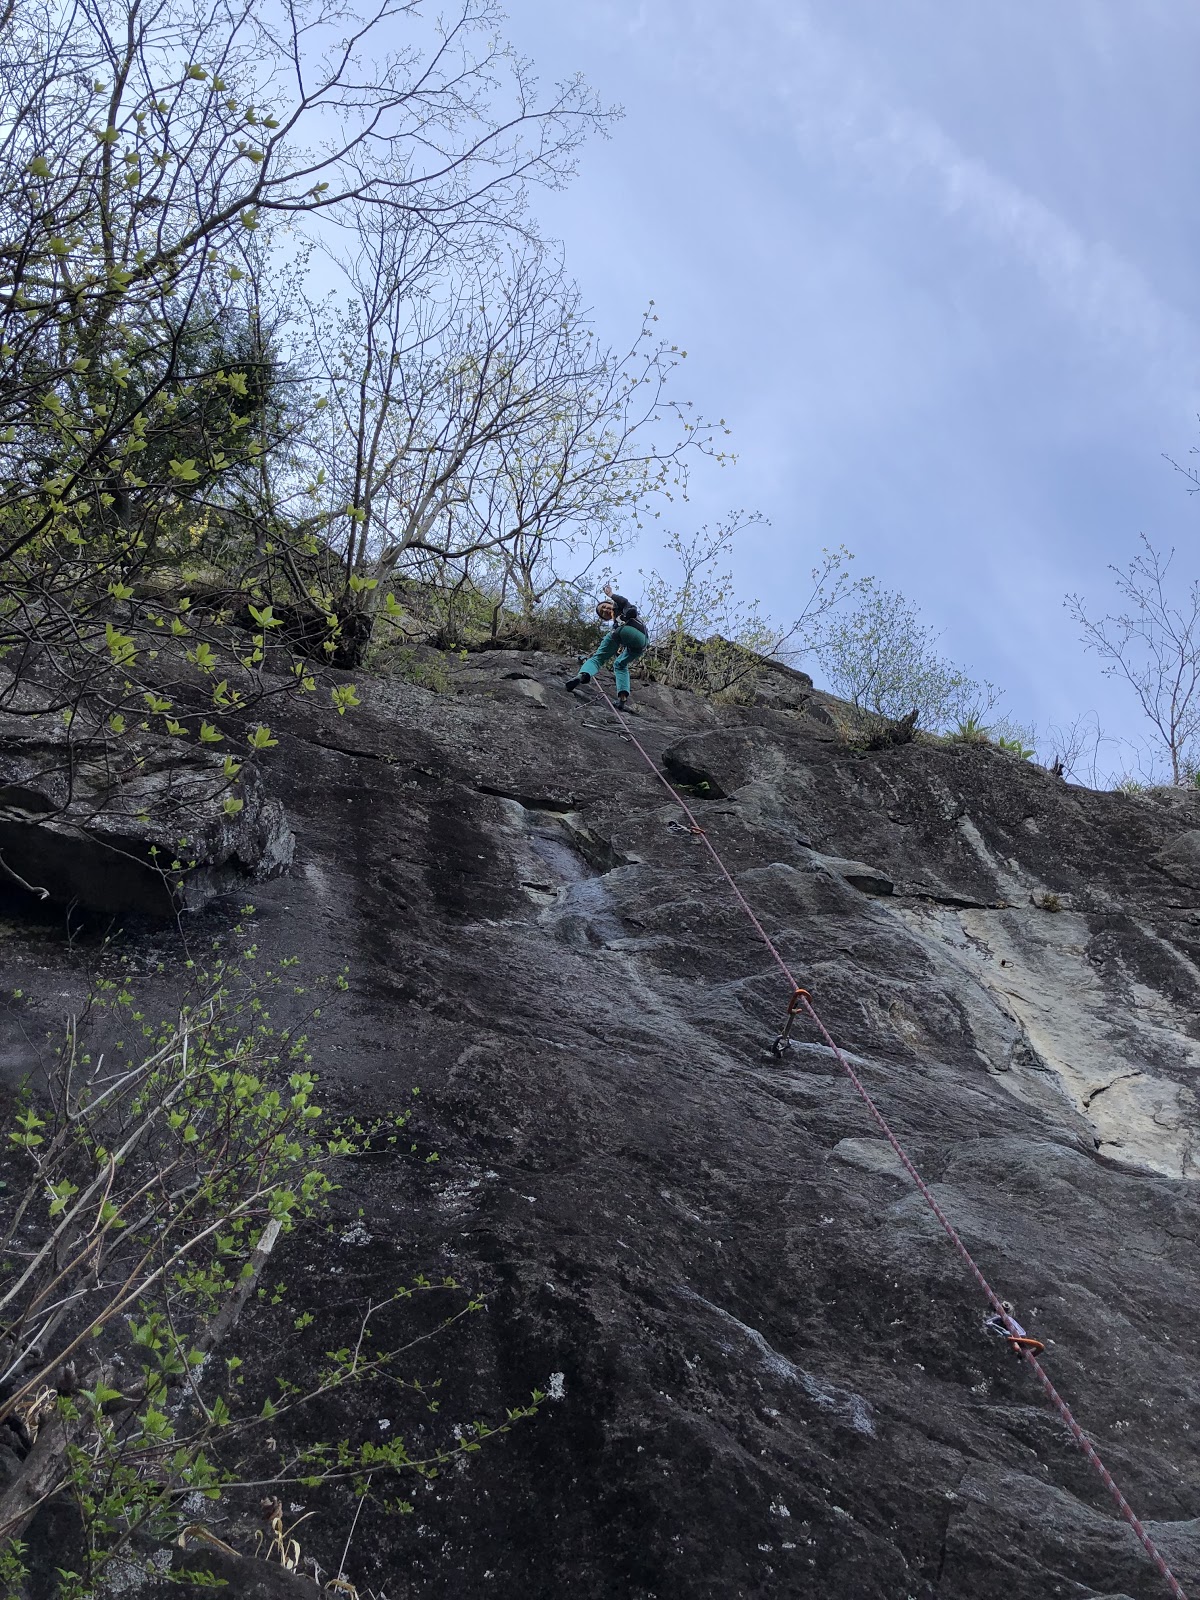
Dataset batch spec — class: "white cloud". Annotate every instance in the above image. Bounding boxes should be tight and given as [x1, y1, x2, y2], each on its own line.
[640, 0, 1199, 393]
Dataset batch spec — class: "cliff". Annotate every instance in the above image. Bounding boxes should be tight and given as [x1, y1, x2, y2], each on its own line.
[2, 646, 1199, 1599]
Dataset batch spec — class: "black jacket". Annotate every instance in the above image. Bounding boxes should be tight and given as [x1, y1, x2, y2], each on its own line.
[609, 593, 645, 633]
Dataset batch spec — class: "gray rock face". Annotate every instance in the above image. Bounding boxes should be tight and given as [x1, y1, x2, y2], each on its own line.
[4, 651, 1199, 1599]
[805, 848, 895, 895]
[0, 719, 293, 914]
[1152, 829, 1200, 890]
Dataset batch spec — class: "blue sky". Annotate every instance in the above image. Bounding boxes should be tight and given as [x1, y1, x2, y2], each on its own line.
[496, 0, 1200, 766]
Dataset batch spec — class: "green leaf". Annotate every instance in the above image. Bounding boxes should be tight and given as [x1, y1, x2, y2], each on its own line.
[104, 622, 136, 666]
[85, 1382, 124, 1408]
[27, 156, 51, 177]
[198, 721, 223, 744]
[47, 1179, 79, 1217]
[223, 796, 244, 816]
[247, 725, 277, 750]
[169, 458, 201, 482]
[188, 641, 217, 670]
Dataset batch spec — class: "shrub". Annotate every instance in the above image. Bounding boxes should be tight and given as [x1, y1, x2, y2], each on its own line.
[953, 714, 991, 744]
[641, 525, 862, 701]
[815, 582, 1000, 732]
[371, 641, 456, 693]
[0, 958, 536, 1590]
[997, 734, 1036, 760]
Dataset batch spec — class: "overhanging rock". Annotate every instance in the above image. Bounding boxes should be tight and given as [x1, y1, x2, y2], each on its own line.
[0, 723, 293, 916]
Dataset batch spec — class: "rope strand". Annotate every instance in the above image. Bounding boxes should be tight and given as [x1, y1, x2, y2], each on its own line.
[592, 683, 1188, 1600]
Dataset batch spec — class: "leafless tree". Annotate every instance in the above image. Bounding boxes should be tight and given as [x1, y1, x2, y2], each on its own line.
[1066, 535, 1200, 784]
[284, 213, 722, 649]
[1037, 711, 1122, 787]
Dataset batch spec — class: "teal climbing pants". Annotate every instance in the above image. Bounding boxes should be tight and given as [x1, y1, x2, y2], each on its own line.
[579, 624, 648, 695]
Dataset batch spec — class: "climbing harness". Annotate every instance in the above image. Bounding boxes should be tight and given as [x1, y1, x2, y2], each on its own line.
[591, 681, 1190, 1600]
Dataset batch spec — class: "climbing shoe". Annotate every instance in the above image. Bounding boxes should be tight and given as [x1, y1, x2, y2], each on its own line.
[564, 673, 592, 693]
[616, 692, 631, 713]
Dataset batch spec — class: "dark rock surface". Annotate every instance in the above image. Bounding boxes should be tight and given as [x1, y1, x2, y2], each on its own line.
[3, 650, 1199, 1599]
[0, 716, 293, 914]
[170, 1545, 318, 1598]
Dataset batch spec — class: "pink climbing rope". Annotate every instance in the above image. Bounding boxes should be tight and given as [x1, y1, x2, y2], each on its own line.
[592, 683, 1189, 1600]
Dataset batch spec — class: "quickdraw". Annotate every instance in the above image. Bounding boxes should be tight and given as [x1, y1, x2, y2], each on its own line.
[771, 987, 812, 1057]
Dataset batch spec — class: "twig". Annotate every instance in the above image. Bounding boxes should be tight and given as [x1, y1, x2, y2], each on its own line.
[193, 1217, 281, 1360]
[0, 849, 50, 899]
[337, 1477, 372, 1589]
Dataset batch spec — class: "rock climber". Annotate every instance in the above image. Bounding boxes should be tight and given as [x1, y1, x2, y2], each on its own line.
[564, 584, 649, 713]
[984, 1301, 1045, 1358]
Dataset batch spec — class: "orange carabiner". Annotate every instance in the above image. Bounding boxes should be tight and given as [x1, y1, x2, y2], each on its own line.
[773, 987, 813, 1056]
[1007, 1335, 1046, 1358]
[787, 987, 812, 1016]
